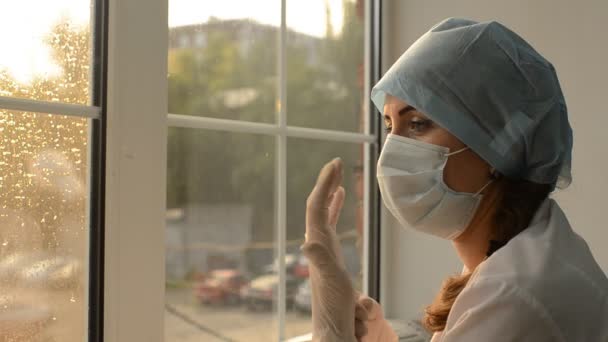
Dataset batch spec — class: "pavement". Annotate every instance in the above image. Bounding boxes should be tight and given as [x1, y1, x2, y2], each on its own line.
[165, 288, 312, 341]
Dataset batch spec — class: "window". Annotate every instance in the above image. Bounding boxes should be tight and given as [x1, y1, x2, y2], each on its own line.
[0, 0, 104, 341]
[0, 0, 379, 340]
[165, 0, 380, 341]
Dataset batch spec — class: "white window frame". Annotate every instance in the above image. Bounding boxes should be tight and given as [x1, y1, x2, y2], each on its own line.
[104, 0, 168, 341]
[103, 0, 381, 341]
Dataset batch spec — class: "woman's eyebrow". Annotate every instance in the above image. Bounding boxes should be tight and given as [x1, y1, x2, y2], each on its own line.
[398, 105, 416, 116]
[383, 105, 416, 121]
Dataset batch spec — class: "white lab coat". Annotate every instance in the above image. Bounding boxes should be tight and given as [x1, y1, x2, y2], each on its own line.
[430, 199, 608, 342]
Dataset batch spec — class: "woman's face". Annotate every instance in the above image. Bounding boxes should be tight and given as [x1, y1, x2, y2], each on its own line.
[382, 95, 492, 193]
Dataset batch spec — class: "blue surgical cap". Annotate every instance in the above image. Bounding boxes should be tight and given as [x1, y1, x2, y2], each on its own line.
[372, 18, 573, 189]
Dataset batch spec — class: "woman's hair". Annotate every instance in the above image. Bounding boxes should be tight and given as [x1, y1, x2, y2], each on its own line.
[422, 177, 553, 332]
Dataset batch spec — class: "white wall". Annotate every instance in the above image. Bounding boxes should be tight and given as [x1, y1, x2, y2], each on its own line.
[380, 0, 608, 321]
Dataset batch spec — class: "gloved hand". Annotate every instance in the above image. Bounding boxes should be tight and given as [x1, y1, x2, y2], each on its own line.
[355, 295, 399, 342]
[301, 158, 357, 342]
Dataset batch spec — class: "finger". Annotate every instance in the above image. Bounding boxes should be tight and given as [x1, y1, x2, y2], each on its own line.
[308, 158, 343, 212]
[325, 158, 343, 207]
[306, 159, 343, 237]
[355, 301, 369, 321]
[354, 319, 368, 338]
[328, 186, 345, 228]
[359, 297, 379, 320]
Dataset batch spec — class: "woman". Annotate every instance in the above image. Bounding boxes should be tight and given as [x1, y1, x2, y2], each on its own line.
[301, 18, 608, 341]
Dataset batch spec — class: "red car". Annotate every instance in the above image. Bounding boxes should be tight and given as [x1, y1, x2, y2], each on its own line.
[292, 254, 309, 279]
[194, 269, 247, 306]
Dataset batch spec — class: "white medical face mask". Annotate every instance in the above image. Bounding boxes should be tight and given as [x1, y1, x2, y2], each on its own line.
[377, 134, 492, 240]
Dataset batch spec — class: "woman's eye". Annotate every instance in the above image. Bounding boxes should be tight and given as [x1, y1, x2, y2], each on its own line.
[385, 126, 392, 133]
[408, 119, 431, 133]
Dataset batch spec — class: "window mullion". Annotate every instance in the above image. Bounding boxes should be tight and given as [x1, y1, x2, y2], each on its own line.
[286, 126, 375, 144]
[366, 0, 382, 302]
[276, 133, 287, 341]
[362, 0, 373, 298]
[276, 0, 288, 339]
[167, 113, 376, 144]
[0, 96, 100, 118]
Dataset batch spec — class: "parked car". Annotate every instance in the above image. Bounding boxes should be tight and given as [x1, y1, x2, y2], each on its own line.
[292, 254, 309, 279]
[263, 253, 310, 279]
[0, 252, 40, 281]
[241, 274, 301, 311]
[0, 252, 82, 289]
[294, 280, 311, 313]
[18, 255, 82, 289]
[194, 269, 248, 306]
[261, 254, 298, 275]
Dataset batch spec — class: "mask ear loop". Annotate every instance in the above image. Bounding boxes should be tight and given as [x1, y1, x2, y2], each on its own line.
[475, 168, 501, 196]
[474, 179, 494, 196]
[445, 146, 470, 157]
[445, 146, 496, 195]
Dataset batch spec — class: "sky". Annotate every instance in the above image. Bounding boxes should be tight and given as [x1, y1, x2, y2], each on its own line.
[0, 0, 346, 84]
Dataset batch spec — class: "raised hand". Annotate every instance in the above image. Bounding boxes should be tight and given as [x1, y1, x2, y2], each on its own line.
[301, 158, 357, 342]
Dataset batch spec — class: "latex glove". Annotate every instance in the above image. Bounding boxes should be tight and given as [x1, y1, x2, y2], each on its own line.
[355, 294, 399, 342]
[301, 158, 357, 342]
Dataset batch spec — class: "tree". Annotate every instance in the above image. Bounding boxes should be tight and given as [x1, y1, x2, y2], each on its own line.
[166, 0, 365, 273]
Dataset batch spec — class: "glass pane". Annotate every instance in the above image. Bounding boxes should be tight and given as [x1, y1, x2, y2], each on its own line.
[0, 1, 92, 105]
[286, 138, 365, 339]
[0, 110, 89, 341]
[168, 1, 280, 122]
[165, 129, 278, 341]
[286, 0, 366, 132]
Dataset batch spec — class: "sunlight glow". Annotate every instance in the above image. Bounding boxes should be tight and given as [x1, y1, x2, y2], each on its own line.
[169, 0, 345, 36]
[0, 0, 91, 84]
[0, 0, 347, 84]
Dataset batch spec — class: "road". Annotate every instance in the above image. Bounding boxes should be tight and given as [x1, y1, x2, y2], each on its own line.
[165, 288, 312, 341]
